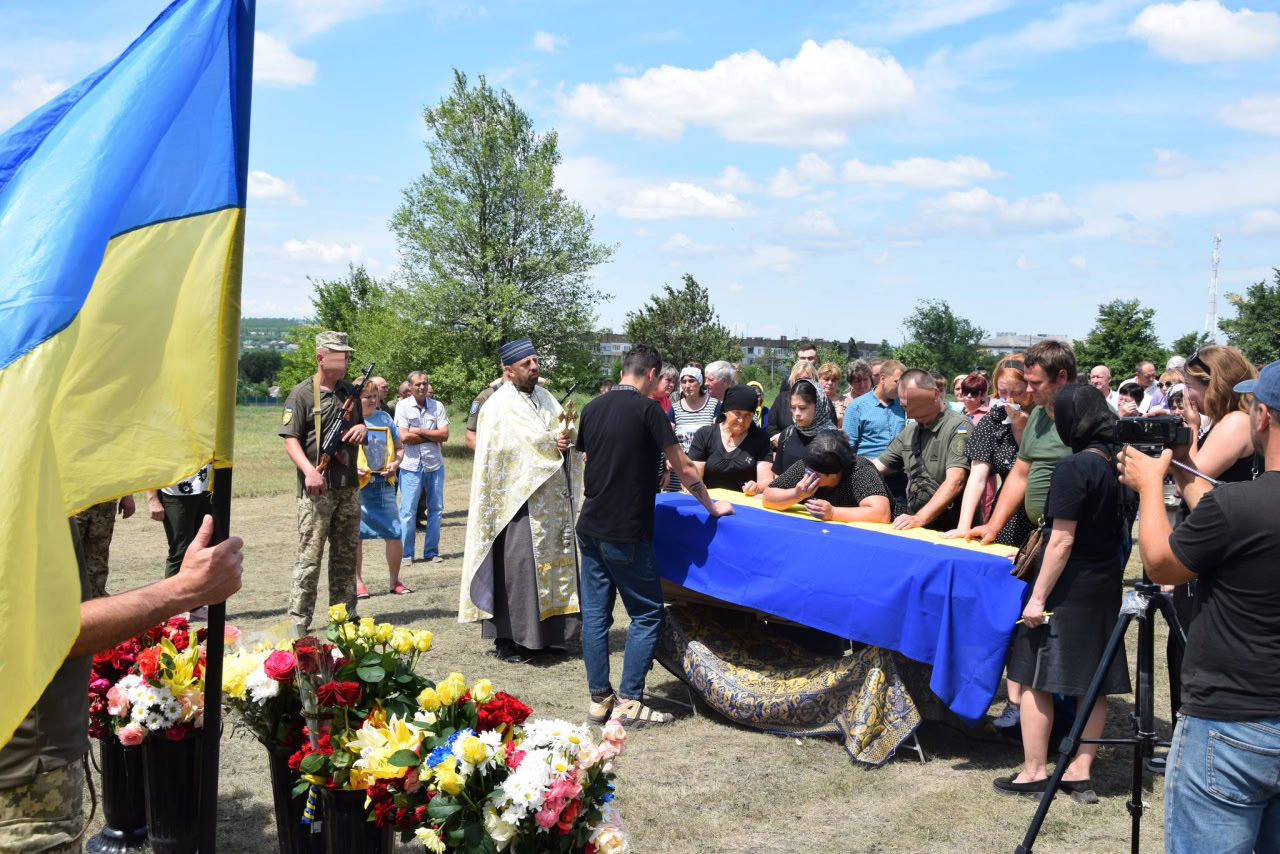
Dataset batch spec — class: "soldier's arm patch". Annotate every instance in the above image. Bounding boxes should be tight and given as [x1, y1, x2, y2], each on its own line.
[469, 400, 480, 415]
[282, 406, 293, 425]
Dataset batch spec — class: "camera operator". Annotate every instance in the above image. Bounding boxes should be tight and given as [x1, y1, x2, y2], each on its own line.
[1119, 359, 1280, 853]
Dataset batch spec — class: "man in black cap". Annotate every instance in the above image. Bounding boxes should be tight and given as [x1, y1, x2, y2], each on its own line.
[459, 338, 582, 662]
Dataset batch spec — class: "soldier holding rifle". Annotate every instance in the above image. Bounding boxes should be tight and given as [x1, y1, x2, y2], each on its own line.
[280, 331, 370, 634]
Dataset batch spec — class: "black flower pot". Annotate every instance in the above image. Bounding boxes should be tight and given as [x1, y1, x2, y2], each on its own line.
[85, 738, 147, 854]
[141, 730, 202, 854]
[317, 787, 392, 854]
[266, 746, 323, 854]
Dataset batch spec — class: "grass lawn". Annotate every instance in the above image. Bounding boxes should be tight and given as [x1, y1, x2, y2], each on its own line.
[96, 406, 1172, 853]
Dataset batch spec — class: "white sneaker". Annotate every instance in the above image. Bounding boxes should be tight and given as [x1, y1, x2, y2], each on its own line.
[992, 703, 1020, 729]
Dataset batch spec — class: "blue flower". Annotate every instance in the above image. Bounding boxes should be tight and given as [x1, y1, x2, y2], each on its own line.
[426, 745, 451, 768]
[602, 792, 614, 802]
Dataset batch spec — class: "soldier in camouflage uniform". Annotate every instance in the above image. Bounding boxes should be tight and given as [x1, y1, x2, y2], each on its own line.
[71, 495, 135, 598]
[0, 762, 85, 854]
[280, 331, 367, 634]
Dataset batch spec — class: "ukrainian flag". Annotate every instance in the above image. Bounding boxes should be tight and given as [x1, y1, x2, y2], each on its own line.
[0, 0, 253, 745]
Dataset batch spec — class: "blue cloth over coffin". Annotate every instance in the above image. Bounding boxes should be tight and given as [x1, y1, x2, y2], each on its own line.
[652, 493, 1026, 724]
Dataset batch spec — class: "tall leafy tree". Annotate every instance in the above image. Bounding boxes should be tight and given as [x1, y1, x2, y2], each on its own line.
[238, 348, 282, 384]
[898, 299, 987, 378]
[391, 70, 614, 398]
[1219, 269, 1280, 365]
[623, 274, 740, 369]
[275, 265, 389, 393]
[1074, 299, 1168, 380]
[1169, 331, 1213, 360]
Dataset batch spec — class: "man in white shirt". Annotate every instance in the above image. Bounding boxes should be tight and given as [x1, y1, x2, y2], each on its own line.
[1133, 360, 1166, 414]
[395, 372, 450, 564]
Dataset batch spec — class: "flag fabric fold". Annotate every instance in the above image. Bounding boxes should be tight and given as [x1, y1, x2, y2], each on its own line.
[0, 0, 251, 747]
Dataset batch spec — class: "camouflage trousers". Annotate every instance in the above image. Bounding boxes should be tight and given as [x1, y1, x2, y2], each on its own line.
[0, 758, 86, 853]
[289, 486, 360, 631]
[73, 501, 117, 599]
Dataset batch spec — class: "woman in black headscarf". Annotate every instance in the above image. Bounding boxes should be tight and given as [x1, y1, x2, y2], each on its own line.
[994, 384, 1132, 800]
[771, 378, 837, 476]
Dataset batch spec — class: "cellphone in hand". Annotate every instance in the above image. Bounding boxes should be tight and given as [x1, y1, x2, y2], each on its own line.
[804, 467, 817, 480]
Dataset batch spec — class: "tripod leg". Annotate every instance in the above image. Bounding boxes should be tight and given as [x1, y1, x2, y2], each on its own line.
[1015, 612, 1135, 854]
[1129, 605, 1156, 854]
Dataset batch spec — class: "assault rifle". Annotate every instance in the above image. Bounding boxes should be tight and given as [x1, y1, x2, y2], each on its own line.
[316, 362, 375, 474]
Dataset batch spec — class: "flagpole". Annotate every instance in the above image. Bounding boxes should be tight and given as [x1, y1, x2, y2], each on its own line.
[200, 467, 232, 853]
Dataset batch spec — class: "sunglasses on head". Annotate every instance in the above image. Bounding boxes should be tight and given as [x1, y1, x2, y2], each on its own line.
[1187, 349, 1210, 377]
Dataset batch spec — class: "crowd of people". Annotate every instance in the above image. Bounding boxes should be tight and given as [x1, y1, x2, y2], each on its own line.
[4, 328, 1277, 853]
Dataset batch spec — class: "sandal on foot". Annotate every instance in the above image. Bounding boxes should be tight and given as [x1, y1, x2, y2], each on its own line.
[610, 698, 674, 729]
[356, 585, 370, 600]
[587, 693, 616, 725]
[993, 775, 1048, 797]
[391, 584, 413, 595]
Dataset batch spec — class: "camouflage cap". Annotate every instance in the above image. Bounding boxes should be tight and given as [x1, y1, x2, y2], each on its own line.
[315, 330, 355, 352]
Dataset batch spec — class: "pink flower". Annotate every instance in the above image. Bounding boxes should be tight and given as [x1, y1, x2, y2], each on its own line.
[601, 719, 625, 746]
[106, 685, 130, 718]
[403, 767, 422, 794]
[223, 625, 242, 644]
[118, 723, 146, 746]
[177, 690, 204, 725]
[89, 678, 111, 696]
[535, 806, 560, 829]
[548, 777, 581, 804]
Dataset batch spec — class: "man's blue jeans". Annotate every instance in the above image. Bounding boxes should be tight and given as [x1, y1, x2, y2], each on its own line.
[577, 533, 664, 701]
[1165, 714, 1280, 854]
[398, 466, 444, 561]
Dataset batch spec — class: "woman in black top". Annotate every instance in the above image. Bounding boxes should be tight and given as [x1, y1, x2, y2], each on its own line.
[687, 385, 774, 494]
[762, 431, 891, 523]
[772, 378, 837, 476]
[995, 384, 1132, 798]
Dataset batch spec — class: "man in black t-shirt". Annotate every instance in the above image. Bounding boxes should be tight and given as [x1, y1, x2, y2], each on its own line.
[1120, 359, 1280, 854]
[575, 344, 734, 729]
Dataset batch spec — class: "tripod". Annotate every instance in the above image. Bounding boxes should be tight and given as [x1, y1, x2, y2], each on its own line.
[1014, 581, 1187, 854]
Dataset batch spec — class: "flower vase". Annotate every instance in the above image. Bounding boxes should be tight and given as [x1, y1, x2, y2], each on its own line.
[140, 730, 202, 854]
[85, 738, 147, 854]
[266, 746, 323, 854]
[317, 787, 392, 854]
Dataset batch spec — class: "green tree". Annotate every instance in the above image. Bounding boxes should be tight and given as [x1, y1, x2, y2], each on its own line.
[238, 348, 283, 384]
[898, 299, 987, 378]
[622, 274, 741, 368]
[1219, 269, 1280, 364]
[875, 339, 896, 359]
[1073, 299, 1168, 380]
[390, 70, 614, 399]
[1169, 331, 1213, 360]
[274, 265, 391, 394]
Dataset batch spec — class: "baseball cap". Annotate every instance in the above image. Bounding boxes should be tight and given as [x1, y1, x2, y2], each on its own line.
[1233, 359, 1280, 409]
[315, 330, 355, 352]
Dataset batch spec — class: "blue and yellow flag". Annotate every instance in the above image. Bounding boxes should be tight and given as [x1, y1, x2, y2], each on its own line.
[0, 0, 253, 745]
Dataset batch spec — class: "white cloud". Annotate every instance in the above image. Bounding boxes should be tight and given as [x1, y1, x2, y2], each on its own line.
[868, 250, 890, 266]
[1130, 0, 1280, 62]
[749, 244, 799, 273]
[281, 239, 363, 263]
[1240, 209, 1280, 235]
[1217, 93, 1280, 135]
[726, 281, 745, 294]
[532, 30, 567, 53]
[662, 232, 721, 254]
[715, 166, 759, 194]
[787, 209, 841, 238]
[841, 155, 1003, 188]
[248, 170, 306, 206]
[1147, 148, 1200, 178]
[1079, 152, 1280, 225]
[765, 167, 810, 199]
[765, 153, 837, 198]
[254, 32, 316, 86]
[871, 0, 1011, 38]
[560, 39, 915, 147]
[0, 74, 67, 132]
[618, 182, 754, 219]
[276, 0, 394, 39]
[912, 187, 1082, 234]
[1069, 255, 1089, 274]
[1120, 223, 1174, 246]
[960, 0, 1143, 67]
[794, 153, 837, 183]
[1016, 254, 1041, 271]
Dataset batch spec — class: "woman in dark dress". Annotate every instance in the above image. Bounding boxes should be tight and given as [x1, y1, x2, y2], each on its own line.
[762, 431, 891, 523]
[994, 384, 1132, 799]
[945, 357, 1037, 547]
[687, 385, 774, 495]
[772, 378, 837, 476]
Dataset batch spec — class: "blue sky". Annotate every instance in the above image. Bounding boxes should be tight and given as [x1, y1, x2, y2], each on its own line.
[3, 0, 1279, 346]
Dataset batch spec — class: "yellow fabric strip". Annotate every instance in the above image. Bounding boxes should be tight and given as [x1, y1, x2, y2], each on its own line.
[0, 207, 242, 747]
[706, 488, 1018, 559]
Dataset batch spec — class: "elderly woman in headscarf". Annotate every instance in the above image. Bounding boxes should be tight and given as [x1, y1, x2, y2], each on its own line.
[665, 365, 720, 491]
[771, 377, 838, 476]
[994, 384, 1132, 800]
[687, 385, 775, 496]
[762, 430, 891, 522]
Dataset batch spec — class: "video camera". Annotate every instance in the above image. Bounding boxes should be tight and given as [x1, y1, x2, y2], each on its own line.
[1117, 415, 1191, 455]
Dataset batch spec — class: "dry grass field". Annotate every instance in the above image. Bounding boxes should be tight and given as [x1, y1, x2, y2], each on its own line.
[87, 405, 1174, 853]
